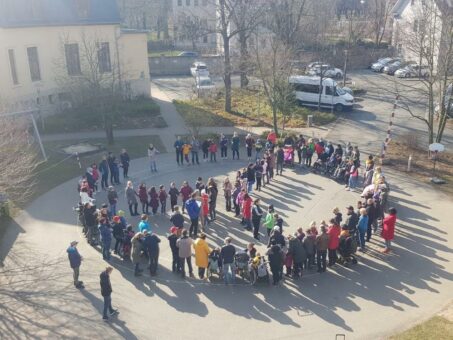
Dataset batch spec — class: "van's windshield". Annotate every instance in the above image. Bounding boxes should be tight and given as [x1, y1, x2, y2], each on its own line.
[336, 87, 346, 96]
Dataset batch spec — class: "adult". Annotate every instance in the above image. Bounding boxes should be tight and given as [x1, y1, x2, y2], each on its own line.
[120, 148, 130, 179]
[67, 241, 84, 288]
[346, 159, 359, 191]
[231, 132, 240, 160]
[255, 139, 263, 160]
[191, 135, 200, 165]
[169, 206, 184, 231]
[251, 198, 263, 240]
[100, 267, 118, 321]
[223, 177, 233, 212]
[107, 186, 118, 217]
[315, 225, 329, 273]
[246, 163, 256, 193]
[365, 198, 378, 242]
[207, 178, 218, 221]
[174, 136, 184, 166]
[193, 233, 211, 279]
[186, 192, 201, 238]
[138, 183, 149, 214]
[220, 133, 229, 159]
[168, 182, 180, 212]
[125, 181, 139, 216]
[180, 181, 193, 214]
[345, 205, 359, 233]
[327, 219, 341, 266]
[99, 155, 109, 190]
[267, 240, 284, 285]
[112, 216, 124, 255]
[268, 227, 286, 249]
[220, 237, 236, 284]
[296, 134, 306, 164]
[242, 193, 253, 231]
[357, 208, 369, 251]
[99, 219, 112, 261]
[276, 146, 284, 175]
[83, 202, 98, 245]
[289, 235, 306, 279]
[148, 144, 159, 172]
[131, 232, 143, 276]
[381, 207, 397, 253]
[167, 227, 180, 272]
[202, 138, 210, 162]
[245, 133, 255, 161]
[142, 230, 161, 276]
[177, 229, 194, 278]
[267, 131, 277, 145]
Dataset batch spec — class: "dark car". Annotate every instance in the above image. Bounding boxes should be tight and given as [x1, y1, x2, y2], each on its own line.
[383, 60, 405, 75]
[178, 51, 199, 57]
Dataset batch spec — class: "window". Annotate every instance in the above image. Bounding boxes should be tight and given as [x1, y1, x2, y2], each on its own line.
[97, 42, 111, 73]
[8, 49, 19, 85]
[186, 0, 190, 5]
[325, 86, 335, 96]
[65, 43, 81, 75]
[195, 0, 199, 5]
[293, 83, 322, 94]
[27, 47, 41, 81]
[177, 0, 182, 5]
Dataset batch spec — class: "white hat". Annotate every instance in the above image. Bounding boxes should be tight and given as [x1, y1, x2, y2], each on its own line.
[273, 226, 280, 232]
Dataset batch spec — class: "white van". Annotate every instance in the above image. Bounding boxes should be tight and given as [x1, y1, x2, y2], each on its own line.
[289, 76, 354, 112]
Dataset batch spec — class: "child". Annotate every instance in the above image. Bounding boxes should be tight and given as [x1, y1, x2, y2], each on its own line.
[232, 181, 241, 217]
[200, 189, 210, 231]
[182, 143, 192, 165]
[122, 225, 135, 260]
[148, 144, 160, 172]
[303, 229, 316, 269]
[209, 139, 217, 162]
[138, 183, 149, 214]
[255, 160, 263, 191]
[285, 235, 294, 277]
[202, 139, 210, 162]
[159, 185, 168, 214]
[263, 205, 275, 236]
[208, 247, 222, 275]
[261, 157, 268, 187]
[275, 214, 284, 233]
[196, 177, 205, 193]
[168, 182, 179, 212]
[148, 186, 159, 215]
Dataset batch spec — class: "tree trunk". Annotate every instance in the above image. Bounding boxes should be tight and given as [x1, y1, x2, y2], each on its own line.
[272, 105, 279, 135]
[105, 122, 114, 145]
[192, 39, 197, 51]
[239, 31, 249, 88]
[223, 34, 232, 113]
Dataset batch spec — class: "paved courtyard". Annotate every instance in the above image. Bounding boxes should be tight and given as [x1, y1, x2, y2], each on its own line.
[1, 150, 453, 339]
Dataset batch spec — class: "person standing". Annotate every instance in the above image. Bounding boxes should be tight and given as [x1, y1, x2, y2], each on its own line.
[327, 219, 341, 266]
[107, 186, 118, 217]
[346, 160, 359, 191]
[142, 230, 161, 276]
[193, 233, 211, 279]
[186, 192, 201, 237]
[148, 186, 159, 215]
[220, 133, 228, 159]
[220, 237, 236, 284]
[148, 144, 160, 172]
[120, 148, 130, 179]
[67, 241, 84, 289]
[315, 225, 329, 273]
[202, 138, 210, 162]
[365, 198, 377, 242]
[112, 216, 124, 255]
[99, 155, 109, 190]
[159, 185, 168, 215]
[231, 132, 240, 160]
[174, 136, 184, 166]
[246, 163, 255, 193]
[251, 198, 263, 240]
[100, 267, 118, 321]
[381, 207, 397, 253]
[207, 178, 218, 221]
[138, 183, 149, 214]
[168, 182, 180, 212]
[191, 135, 200, 165]
[131, 232, 143, 276]
[245, 133, 255, 161]
[242, 193, 253, 231]
[345, 205, 359, 233]
[169, 206, 185, 232]
[255, 161, 264, 191]
[180, 181, 193, 214]
[167, 227, 180, 273]
[200, 189, 210, 231]
[357, 208, 369, 251]
[177, 229, 194, 278]
[276, 146, 284, 175]
[125, 181, 139, 216]
[99, 219, 112, 261]
[223, 177, 232, 212]
[266, 240, 284, 285]
[208, 139, 217, 162]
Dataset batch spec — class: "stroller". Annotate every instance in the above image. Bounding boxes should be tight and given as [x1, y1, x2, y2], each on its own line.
[249, 256, 270, 285]
[235, 251, 250, 280]
[207, 250, 222, 278]
[338, 231, 358, 266]
[283, 145, 294, 167]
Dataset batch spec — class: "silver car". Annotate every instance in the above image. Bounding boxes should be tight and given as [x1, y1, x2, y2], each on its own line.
[395, 65, 430, 78]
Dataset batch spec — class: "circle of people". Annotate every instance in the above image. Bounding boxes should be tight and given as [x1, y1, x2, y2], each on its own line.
[70, 131, 397, 289]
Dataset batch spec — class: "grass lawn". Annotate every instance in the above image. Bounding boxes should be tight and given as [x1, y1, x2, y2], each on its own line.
[148, 50, 184, 57]
[32, 135, 164, 201]
[391, 316, 453, 340]
[40, 97, 166, 134]
[173, 89, 337, 128]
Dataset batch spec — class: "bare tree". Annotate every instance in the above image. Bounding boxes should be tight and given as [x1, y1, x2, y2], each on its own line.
[395, 0, 453, 144]
[178, 14, 210, 51]
[369, 0, 393, 47]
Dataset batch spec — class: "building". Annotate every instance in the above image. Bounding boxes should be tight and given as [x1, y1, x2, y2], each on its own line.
[391, 0, 452, 71]
[171, 0, 217, 52]
[0, 0, 150, 114]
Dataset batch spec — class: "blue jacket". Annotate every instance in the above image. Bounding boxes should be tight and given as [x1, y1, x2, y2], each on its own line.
[174, 140, 184, 150]
[138, 220, 151, 233]
[357, 215, 369, 233]
[67, 246, 81, 268]
[99, 160, 109, 175]
[185, 199, 200, 219]
[99, 223, 112, 244]
[143, 234, 161, 257]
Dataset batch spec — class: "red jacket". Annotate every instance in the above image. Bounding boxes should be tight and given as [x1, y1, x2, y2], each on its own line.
[382, 214, 396, 240]
[209, 143, 217, 153]
[180, 185, 193, 200]
[327, 224, 341, 250]
[242, 197, 253, 219]
[201, 193, 209, 216]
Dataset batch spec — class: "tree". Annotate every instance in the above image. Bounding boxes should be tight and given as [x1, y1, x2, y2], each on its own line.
[178, 14, 209, 51]
[394, 0, 453, 144]
[55, 33, 126, 145]
[369, 0, 393, 47]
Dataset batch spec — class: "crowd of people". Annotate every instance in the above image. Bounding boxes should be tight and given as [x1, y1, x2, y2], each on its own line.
[69, 131, 397, 319]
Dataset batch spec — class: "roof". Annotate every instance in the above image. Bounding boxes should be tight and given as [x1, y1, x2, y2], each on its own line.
[120, 28, 149, 35]
[0, 0, 120, 28]
[392, 0, 453, 16]
[289, 76, 337, 85]
[391, 0, 410, 16]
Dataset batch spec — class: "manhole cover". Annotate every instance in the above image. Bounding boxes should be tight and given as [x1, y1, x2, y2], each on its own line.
[62, 143, 103, 155]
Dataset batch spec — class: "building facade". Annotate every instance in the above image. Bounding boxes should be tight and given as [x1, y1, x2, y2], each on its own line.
[0, 0, 150, 114]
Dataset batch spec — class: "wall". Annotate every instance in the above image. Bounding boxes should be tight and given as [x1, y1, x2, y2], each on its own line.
[149, 55, 223, 76]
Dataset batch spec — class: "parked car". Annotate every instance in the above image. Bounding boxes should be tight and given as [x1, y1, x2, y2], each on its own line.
[308, 65, 344, 79]
[190, 62, 209, 77]
[395, 64, 430, 78]
[178, 51, 198, 57]
[307, 61, 329, 69]
[383, 60, 412, 75]
[371, 57, 400, 72]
